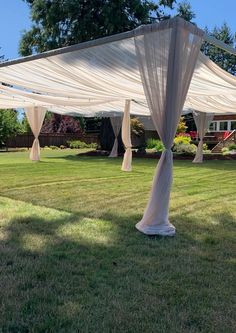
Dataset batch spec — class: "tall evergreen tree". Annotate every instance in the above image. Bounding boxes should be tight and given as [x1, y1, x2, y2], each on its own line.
[201, 23, 236, 75]
[176, 0, 195, 23]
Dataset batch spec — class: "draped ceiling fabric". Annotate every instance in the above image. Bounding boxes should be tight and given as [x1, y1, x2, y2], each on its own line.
[109, 116, 122, 158]
[25, 106, 46, 161]
[192, 111, 214, 163]
[121, 100, 132, 171]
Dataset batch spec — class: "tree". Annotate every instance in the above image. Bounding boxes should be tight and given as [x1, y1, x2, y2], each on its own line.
[176, 1, 195, 23]
[201, 23, 236, 75]
[0, 48, 4, 63]
[41, 113, 83, 134]
[0, 110, 20, 147]
[176, 116, 187, 134]
[19, 0, 178, 56]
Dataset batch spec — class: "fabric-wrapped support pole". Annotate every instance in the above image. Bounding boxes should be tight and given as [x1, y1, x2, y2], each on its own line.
[192, 111, 214, 163]
[109, 116, 122, 157]
[25, 106, 46, 161]
[134, 17, 204, 235]
[121, 100, 132, 171]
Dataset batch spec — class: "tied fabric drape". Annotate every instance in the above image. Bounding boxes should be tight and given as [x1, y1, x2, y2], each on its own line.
[109, 117, 122, 157]
[25, 106, 46, 161]
[121, 100, 132, 171]
[193, 111, 214, 163]
[134, 17, 204, 235]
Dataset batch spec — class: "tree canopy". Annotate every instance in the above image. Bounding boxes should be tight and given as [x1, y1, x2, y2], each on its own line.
[176, 0, 195, 23]
[19, 0, 186, 56]
[0, 110, 20, 147]
[41, 113, 83, 134]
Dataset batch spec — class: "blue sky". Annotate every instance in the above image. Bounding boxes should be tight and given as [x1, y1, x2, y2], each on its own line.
[0, 0, 236, 60]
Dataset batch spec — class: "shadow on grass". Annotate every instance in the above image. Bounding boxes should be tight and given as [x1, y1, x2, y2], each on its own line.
[1, 204, 235, 333]
[45, 153, 236, 169]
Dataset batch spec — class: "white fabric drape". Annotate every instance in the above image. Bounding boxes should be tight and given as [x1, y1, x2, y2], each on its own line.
[192, 111, 214, 163]
[121, 100, 132, 171]
[109, 117, 122, 157]
[25, 106, 46, 161]
[134, 17, 204, 235]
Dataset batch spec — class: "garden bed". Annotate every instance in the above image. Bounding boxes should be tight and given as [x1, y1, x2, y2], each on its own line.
[79, 149, 236, 160]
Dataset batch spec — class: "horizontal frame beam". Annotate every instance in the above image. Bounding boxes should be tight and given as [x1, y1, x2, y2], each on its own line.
[203, 34, 236, 56]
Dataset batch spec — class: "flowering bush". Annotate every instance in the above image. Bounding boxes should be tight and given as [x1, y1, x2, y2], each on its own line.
[174, 134, 191, 145]
[173, 143, 197, 154]
[173, 134, 197, 155]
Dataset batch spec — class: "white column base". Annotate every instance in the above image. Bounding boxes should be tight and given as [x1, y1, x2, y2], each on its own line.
[135, 221, 176, 236]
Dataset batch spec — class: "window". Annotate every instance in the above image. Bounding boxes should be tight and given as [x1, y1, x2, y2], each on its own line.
[230, 121, 236, 130]
[219, 121, 228, 131]
[209, 121, 217, 131]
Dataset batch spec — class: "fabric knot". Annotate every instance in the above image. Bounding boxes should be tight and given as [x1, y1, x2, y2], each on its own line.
[164, 148, 173, 153]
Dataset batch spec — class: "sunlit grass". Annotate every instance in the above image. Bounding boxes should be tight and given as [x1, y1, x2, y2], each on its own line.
[0, 150, 235, 333]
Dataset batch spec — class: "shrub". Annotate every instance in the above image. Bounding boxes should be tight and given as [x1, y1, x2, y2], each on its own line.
[17, 148, 28, 152]
[228, 143, 236, 151]
[68, 140, 86, 149]
[131, 117, 145, 137]
[89, 142, 98, 149]
[174, 134, 191, 145]
[222, 147, 230, 155]
[60, 145, 66, 149]
[176, 116, 187, 134]
[44, 146, 51, 150]
[146, 138, 157, 149]
[67, 140, 97, 149]
[203, 143, 208, 151]
[50, 145, 59, 150]
[155, 140, 164, 152]
[222, 147, 228, 153]
[146, 138, 164, 152]
[173, 143, 197, 155]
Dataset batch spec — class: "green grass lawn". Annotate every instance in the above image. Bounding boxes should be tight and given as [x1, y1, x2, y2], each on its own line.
[0, 149, 235, 333]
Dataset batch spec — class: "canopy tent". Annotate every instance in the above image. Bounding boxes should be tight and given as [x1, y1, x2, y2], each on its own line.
[1, 17, 236, 236]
